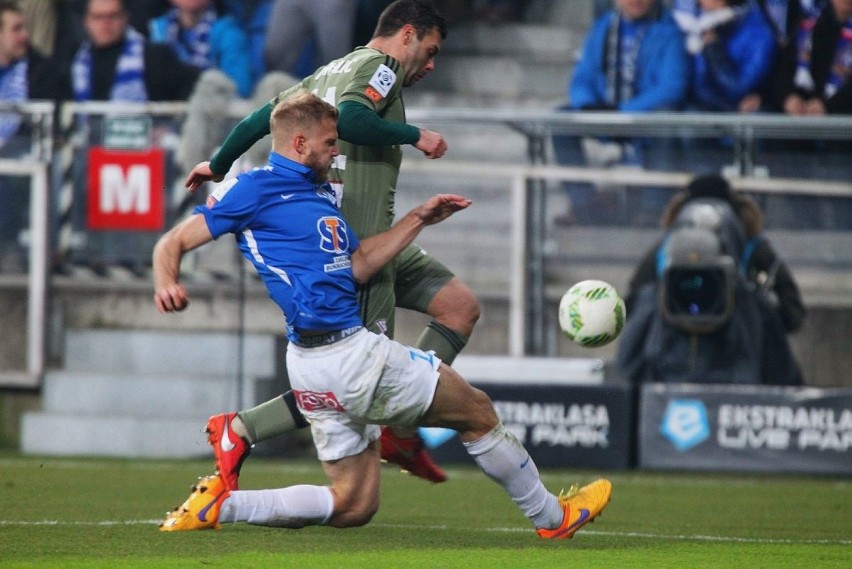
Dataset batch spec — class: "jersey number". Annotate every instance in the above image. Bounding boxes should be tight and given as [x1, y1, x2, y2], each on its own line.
[409, 350, 435, 366]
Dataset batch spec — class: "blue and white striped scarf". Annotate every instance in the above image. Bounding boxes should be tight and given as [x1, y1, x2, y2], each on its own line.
[672, 0, 749, 55]
[606, 12, 650, 106]
[161, 8, 216, 69]
[72, 27, 148, 101]
[794, 2, 852, 98]
[0, 58, 28, 147]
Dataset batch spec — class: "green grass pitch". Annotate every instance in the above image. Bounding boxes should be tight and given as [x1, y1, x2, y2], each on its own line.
[0, 453, 849, 568]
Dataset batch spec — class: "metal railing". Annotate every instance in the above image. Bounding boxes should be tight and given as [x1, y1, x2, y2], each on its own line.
[2, 101, 852, 385]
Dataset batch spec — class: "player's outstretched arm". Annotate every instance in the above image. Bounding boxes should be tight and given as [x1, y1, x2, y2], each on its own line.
[413, 193, 472, 225]
[152, 214, 215, 313]
[335, 101, 447, 158]
[351, 194, 470, 283]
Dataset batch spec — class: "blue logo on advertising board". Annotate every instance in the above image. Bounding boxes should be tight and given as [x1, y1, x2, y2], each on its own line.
[418, 427, 457, 449]
[661, 399, 710, 451]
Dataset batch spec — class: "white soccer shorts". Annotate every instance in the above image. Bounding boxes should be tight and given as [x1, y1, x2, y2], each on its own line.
[286, 329, 441, 461]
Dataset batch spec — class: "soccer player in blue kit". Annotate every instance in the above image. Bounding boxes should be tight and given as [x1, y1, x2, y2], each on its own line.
[153, 91, 611, 537]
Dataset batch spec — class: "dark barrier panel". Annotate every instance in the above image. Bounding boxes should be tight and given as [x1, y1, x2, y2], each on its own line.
[424, 383, 634, 470]
[639, 384, 852, 475]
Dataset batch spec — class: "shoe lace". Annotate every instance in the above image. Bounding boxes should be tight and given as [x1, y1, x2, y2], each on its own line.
[557, 483, 581, 504]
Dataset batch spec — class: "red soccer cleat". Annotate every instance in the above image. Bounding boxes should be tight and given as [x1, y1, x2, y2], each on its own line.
[205, 413, 251, 491]
[380, 426, 447, 483]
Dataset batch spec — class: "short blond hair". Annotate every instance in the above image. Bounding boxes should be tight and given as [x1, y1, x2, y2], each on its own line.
[270, 90, 339, 137]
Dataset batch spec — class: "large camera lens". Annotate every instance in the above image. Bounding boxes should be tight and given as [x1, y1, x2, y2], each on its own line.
[665, 267, 727, 316]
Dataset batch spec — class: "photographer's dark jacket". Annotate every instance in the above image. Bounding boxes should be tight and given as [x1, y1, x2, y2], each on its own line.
[617, 196, 804, 386]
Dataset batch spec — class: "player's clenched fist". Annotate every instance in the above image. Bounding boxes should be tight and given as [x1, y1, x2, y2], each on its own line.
[154, 284, 189, 313]
[415, 129, 447, 159]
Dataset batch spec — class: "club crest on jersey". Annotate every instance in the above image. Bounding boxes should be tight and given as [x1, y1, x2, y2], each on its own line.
[318, 216, 349, 254]
[367, 64, 396, 100]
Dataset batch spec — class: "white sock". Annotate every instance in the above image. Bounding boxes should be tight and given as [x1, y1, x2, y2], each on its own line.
[218, 485, 334, 528]
[463, 423, 563, 529]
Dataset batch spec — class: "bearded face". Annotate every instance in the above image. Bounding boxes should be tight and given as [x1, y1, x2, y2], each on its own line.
[303, 118, 339, 183]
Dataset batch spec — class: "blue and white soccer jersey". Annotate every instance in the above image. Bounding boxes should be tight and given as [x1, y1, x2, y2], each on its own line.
[198, 151, 443, 462]
[287, 329, 442, 461]
[196, 152, 363, 341]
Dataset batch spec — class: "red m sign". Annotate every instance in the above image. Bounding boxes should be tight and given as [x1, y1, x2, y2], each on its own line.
[87, 147, 165, 231]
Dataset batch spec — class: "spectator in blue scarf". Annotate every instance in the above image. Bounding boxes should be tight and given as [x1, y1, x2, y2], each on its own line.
[68, 0, 199, 102]
[149, 0, 255, 98]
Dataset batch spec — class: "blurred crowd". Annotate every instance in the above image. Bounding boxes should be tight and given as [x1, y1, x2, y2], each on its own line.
[1, 0, 851, 269]
[0, 0, 535, 112]
[2, 0, 848, 141]
[554, 0, 852, 227]
[0, 0, 534, 272]
[578, 0, 852, 116]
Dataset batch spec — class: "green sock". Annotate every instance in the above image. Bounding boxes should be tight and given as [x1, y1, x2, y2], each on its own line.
[414, 321, 469, 365]
[237, 391, 308, 443]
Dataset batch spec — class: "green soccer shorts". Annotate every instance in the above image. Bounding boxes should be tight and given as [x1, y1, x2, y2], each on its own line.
[356, 243, 455, 339]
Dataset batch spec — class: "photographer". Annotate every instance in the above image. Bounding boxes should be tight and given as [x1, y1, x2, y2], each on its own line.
[616, 174, 805, 385]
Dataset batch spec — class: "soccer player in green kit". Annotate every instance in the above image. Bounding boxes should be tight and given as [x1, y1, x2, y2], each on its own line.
[184, 0, 479, 485]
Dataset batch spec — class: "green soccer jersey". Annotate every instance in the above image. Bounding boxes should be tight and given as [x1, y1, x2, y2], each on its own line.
[211, 48, 417, 238]
[290, 47, 407, 238]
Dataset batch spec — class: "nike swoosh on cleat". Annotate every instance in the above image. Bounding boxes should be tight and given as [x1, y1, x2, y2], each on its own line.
[519, 455, 531, 469]
[565, 508, 590, 532]
[281, 194, 294, 200]
[197, 490, 226, 522]
[220, 421, 237, 453]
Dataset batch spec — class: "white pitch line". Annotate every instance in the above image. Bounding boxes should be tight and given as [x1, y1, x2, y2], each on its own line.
[1, 519, 849, 545]
[371, 523, 852, 545]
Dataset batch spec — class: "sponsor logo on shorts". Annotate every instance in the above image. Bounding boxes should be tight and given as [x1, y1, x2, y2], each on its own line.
[294, 390, 346, 413]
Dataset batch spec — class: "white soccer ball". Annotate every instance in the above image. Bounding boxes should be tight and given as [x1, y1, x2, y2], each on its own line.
[558, 280, 626, 347]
